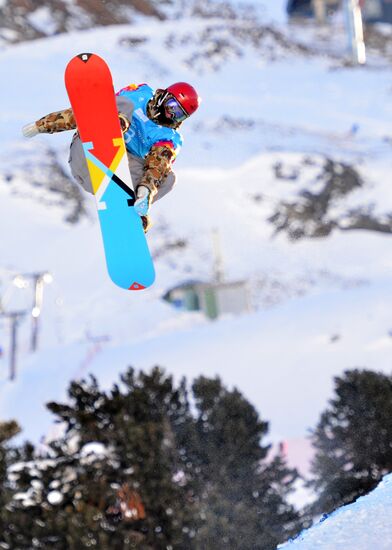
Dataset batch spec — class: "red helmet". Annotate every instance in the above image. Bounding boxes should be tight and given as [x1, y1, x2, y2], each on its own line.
[166, 82, 201, 116]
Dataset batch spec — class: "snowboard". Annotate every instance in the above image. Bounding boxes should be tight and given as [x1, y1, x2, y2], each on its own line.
[64, 53, 155, 290]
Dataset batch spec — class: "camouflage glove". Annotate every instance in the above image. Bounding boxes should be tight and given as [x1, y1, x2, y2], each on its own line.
[22, 122, 39, 138]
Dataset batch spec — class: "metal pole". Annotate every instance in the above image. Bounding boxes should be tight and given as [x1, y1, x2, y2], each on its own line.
[313, 0, 327, 24]
[13, 271, 52, 353]
[212, 229, 224, 283]
[31, 315, 39, 353]
[344, 0, 366, 64]
[1, 312, 26, 381]
[10, 314, 18, 381]
[352, 0, 366, 64]
[30, 274, 43, 353]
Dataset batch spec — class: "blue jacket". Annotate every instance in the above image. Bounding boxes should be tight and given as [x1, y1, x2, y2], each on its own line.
[116, 84, 183, 159]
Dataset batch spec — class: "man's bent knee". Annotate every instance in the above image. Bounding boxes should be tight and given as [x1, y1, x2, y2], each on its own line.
[68, 134, 94, 195]
[154, 171, 176, 202]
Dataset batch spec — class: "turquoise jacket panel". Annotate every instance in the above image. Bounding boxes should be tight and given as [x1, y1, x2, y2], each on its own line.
[116, 84, 183, 159]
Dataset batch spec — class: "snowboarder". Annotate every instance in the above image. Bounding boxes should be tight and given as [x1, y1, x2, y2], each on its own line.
[22, 82, 201, 232]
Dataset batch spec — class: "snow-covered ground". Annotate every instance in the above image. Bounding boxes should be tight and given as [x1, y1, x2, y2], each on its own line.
[280, 474, 392, 549]
[0, 2, 391, 493]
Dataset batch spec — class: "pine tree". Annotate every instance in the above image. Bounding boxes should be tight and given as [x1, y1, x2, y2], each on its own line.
[4, 368, 304, 548]
[5, 368, 196, 549]
[0, 419, 21, 546]
[309, 368, 392, 515]
[0, 420, 20, 502]
[175, 376, 303, 549]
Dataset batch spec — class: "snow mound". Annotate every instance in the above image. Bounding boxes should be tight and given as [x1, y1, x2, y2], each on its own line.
[280, 474, 392, 550]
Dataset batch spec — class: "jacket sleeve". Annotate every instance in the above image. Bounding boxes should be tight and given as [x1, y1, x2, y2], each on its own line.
[140, 144, 175, 196]
[36, 108, 77, 134]
[115, 95, 135, 122]
[35, 100, 132, 135]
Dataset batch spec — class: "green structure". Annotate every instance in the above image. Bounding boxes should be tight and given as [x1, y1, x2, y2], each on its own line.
[163, 280, 251, 320]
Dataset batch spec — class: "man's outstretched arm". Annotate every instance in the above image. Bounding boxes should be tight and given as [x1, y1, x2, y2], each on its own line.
[23, 108, 77, 137]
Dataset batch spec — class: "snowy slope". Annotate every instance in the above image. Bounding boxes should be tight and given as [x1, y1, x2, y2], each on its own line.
[0, 2, 391, 487]
[280, 473, 392, 549]
[3, 278, 392, 448]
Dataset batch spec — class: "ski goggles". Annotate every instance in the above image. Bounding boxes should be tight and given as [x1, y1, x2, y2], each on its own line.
[163, 96, 189, 123]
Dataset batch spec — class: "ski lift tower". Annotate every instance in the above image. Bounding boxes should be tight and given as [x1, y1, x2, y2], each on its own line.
[13, 271, 53, 352]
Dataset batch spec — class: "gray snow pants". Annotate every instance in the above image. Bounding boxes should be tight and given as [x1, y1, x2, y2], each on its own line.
[68, 133, 176, 202]
[68, 95, 176, 202]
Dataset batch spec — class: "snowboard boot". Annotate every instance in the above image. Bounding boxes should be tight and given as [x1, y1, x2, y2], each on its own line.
[134, 185, 152, 217]
[141, 214, 152, 233]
